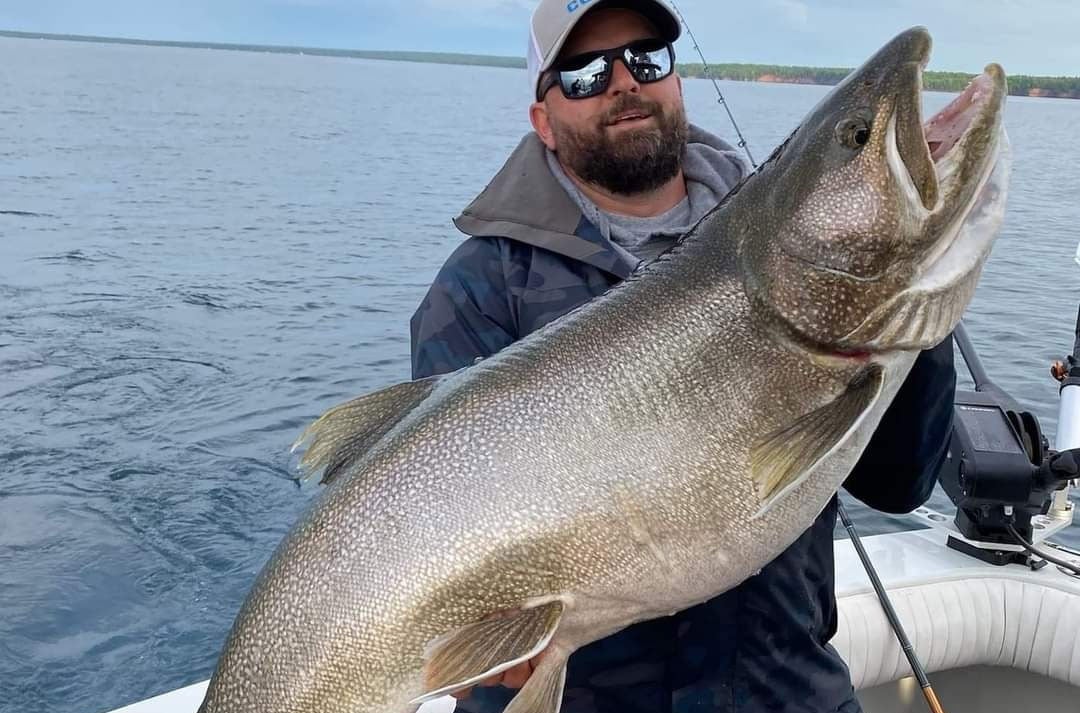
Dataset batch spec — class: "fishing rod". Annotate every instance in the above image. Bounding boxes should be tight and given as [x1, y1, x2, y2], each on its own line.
[667, 4, 945, 710]
[668, 1, 757, 168]
[836, 501, 946, 713]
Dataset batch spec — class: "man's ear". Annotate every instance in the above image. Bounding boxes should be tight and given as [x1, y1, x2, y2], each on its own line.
[529, 101, 557, 151]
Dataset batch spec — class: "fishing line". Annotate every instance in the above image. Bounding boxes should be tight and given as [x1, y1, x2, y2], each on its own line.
[668, 1, 757, 168]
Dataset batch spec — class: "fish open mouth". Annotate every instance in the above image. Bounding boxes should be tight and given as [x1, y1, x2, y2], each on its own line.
[909, 63, 1008, 284]
[889, 62, 1006, 217]
[925, 71, 999, 161]
[849, 62, 1010, 350]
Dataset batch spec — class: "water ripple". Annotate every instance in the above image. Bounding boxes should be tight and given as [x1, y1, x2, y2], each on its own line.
[0, 209, 54, 217]
[2, 35, 1079, 713]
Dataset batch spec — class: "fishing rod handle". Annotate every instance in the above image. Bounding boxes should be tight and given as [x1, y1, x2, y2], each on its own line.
[922, 685, 947, 713]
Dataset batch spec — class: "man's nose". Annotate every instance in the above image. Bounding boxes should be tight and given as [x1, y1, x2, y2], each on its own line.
[606, 59, 640, 95]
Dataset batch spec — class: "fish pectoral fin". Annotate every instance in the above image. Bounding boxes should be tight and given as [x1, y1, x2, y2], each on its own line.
[412, 600, 564, 703]
[503, 650, 569, 713]
[750, 364, 884, 513]
[291, 375, 444, 485]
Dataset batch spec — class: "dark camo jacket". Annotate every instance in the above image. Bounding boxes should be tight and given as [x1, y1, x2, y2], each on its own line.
[409, 127, 956, 713]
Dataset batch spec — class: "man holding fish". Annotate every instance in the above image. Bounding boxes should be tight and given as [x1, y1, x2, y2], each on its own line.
[410, 2, 960, 712]
[195, 1, 1010, 711]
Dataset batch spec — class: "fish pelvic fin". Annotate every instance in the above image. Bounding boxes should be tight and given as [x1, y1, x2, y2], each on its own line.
[750, 364, 884, 514]
[503, 648, 568, 713]
[412, 600, 564, 704]
[290, 375, 443, 485]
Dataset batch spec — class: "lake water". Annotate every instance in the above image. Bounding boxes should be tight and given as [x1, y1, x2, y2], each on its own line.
[1, 36, 1078, 713]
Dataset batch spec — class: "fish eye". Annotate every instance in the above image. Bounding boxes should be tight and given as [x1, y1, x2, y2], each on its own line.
[835, 117, 872, 149]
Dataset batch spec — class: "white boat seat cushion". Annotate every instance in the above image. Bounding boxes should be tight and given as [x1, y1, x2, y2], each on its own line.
[831, 575, 1080, 689]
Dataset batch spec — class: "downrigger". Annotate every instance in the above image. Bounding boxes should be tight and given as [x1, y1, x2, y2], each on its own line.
[927, 305, 1080, 570]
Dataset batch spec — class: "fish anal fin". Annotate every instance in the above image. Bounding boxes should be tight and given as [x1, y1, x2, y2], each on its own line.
[291, 375, 443, 485]
[750, 364, 884, 512]
[413, 601, 563, 703]
[503, 650, 568, 713]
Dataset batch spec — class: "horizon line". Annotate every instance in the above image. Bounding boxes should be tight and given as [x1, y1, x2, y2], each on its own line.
[2, 28, 1078, 82]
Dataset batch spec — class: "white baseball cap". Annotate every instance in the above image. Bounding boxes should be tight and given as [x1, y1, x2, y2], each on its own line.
[527, 0, 682, 101]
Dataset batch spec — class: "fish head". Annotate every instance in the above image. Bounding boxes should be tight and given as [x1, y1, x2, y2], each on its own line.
[739, 25, 1010, 355]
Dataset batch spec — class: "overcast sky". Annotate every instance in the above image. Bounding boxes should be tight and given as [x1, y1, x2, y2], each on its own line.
[0, 0, 1076, 76]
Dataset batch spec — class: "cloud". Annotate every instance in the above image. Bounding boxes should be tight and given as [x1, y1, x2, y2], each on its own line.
[419, 0, 533, 31]
[270, 0, 352, 6]
[0, 0, 1077, 75]
[423, 0, 532, 10]
[768, 0, 810, 29]
[673, 0, 1080, 76]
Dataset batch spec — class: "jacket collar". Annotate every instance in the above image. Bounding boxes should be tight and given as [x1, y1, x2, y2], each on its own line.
[453, 131, 640, 280]
[454, 124, 747, 280]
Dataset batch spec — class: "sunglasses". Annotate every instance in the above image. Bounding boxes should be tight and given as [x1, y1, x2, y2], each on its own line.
[538, 38, 675, 101]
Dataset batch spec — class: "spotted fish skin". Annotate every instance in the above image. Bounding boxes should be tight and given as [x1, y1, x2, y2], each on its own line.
[197, 26, 1011, 713]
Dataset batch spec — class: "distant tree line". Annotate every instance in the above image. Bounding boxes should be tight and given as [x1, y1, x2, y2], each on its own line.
[2, 31, 1077, 99]
[0, 31, 527, 69]
[676, 62, 1080, 99]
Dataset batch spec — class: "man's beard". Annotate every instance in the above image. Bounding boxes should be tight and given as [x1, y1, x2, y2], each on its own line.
[552, 96, 689, 196]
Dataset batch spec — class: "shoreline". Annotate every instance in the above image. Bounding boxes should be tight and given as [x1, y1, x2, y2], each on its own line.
[2, 29, 1077, 100]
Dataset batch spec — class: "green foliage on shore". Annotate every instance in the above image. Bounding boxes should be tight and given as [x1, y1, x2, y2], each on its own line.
[676, 62, 1080, 99]
[3, 30, 1078, 99]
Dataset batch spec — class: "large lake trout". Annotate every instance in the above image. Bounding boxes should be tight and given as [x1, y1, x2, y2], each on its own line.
[198, 26, 1011, 713]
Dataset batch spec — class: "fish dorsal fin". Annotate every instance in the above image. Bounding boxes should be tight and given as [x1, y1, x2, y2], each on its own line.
[412, 601, 564, 704]
[291, 375, 443, 485]
[750, 364, 884, 514]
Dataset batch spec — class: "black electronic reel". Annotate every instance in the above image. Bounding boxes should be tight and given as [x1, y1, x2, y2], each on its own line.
[936, 325, 1077, 565]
